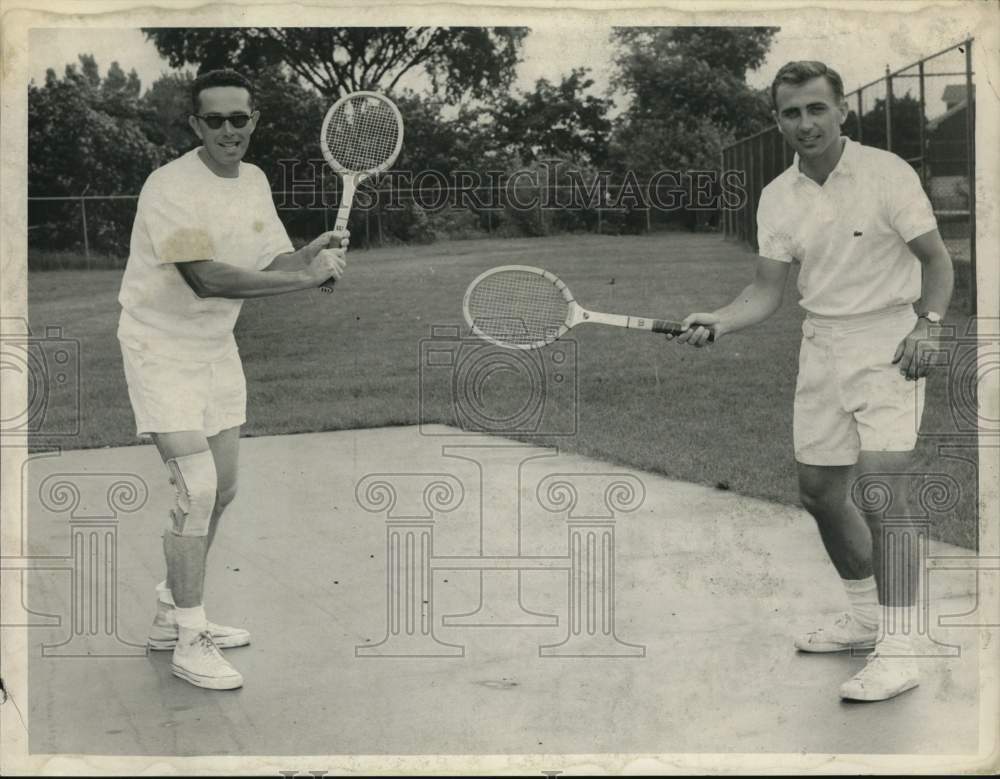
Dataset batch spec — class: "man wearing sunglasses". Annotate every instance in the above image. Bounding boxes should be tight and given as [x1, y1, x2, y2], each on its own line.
[117, 69, 348, 690]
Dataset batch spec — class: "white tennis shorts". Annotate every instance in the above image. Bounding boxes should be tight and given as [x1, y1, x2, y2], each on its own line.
[793, 304, 925, 466]
[119, 340, 247, 438]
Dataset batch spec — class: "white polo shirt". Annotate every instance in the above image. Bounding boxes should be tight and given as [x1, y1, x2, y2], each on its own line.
[756, 138, 938, 317]
[118, 148, 294, 360]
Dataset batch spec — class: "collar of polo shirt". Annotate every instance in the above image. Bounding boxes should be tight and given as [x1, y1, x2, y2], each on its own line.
[792, 137, 858, 185]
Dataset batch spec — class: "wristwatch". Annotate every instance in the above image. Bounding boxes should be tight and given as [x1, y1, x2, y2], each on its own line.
[919, 311, 943, 324]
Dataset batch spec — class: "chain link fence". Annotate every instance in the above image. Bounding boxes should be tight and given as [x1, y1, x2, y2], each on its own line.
[27, 179, 720, 270]
[722, 39, 976, 310]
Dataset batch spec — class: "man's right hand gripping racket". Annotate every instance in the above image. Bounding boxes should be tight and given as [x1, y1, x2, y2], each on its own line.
[462, 265, 715, 349]
[319, 91, 404, 293]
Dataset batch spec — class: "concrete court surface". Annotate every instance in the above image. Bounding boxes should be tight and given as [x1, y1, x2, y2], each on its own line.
[10, 425, 985, 757]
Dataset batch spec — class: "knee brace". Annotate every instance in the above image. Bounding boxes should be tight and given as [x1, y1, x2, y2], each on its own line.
[165, 450, 217, 538]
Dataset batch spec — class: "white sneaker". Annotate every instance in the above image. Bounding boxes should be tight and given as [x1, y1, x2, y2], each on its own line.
[148, 601, 251, 650]
[794, 612, 878, 653]
[171, 631, 244, 690]
[839, 652, 919, 701]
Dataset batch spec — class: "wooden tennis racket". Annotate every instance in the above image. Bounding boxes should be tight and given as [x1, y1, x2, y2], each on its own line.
[319, 91, 403, 292]
[463, 265, 714, 350]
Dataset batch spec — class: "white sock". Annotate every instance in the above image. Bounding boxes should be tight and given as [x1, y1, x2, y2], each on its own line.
[878, 605, 916, 657]
[173, 605, 207, 641]
[842, 576, 879, 630]
[156, 580, 176, 606]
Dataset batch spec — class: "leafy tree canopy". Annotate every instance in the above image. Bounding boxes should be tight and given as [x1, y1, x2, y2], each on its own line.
[29, 54, 165, 197]
[489, 68, 613, 165]
[609, 26, 778, 174]
[143, 27, 528, 102]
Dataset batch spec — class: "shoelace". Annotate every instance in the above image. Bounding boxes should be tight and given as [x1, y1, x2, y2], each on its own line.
[809, 612, 851, 637]
[193, 631, 230, 668]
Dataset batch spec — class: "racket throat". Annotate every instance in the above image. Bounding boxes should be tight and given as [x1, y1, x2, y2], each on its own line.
[335, 175, 363, 231]
[575, 309, 635, 329]
[577, 309, 686, 335]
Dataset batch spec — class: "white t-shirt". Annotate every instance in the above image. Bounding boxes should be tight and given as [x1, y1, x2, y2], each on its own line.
[756, 138, 938, 317]
[118, 148, 294, 360]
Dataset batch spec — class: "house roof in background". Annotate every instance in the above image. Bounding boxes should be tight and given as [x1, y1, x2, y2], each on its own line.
[941, 83, 975, 105]
[927, 98, 968, 131]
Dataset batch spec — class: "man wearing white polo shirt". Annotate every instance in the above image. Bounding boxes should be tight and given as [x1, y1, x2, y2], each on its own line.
[672, 61, 954, 701]
[118, 69, 348, 690]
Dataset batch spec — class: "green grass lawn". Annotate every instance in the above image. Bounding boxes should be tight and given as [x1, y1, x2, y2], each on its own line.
[26, 233, 980, 548]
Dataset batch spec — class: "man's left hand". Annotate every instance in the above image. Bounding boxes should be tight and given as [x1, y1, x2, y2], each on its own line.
[892, 317, 941, 381]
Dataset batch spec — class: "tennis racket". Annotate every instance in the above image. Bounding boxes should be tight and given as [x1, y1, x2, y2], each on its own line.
[319, 91, 404, 293]
[463, 265, 715, 350]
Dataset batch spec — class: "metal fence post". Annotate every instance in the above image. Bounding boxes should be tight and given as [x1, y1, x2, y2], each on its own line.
[965, 39, 977, 313]
[740, 142, 749, 244]
[753, 134, 765, 249]
[734, 144, 742, 242]
[886, 66, 893, 152]
[744, 141, 753, 246]
[722, 148, 730, 239]
[918, 60, 927, 187]
[733, 144, 740, 242]
[857, 91, 864, 144]
[79, 196, 90, 265]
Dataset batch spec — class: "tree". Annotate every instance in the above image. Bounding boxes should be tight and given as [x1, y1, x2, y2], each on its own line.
[382, 90, 491, 174]
[102, 61, 142, 100]
[143, 27, 527, 102]
[857, 94, 923, 160]
[334, 91, 507, 245]
[141, 71, 195, 152]
[489, 68, 613, 165]
[240, 67, 328, 174]
[611, 27, 776, 144]
[29, 55, 168, 254]
[608, 27, 777, 231]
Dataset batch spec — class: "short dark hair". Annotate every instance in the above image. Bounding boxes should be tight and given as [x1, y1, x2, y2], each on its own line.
[191, 69, 254, 114]
[771, 61, 845, 109]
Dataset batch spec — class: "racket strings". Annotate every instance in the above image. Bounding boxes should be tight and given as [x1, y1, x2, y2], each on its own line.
[324, 96, 400, 172]
[467, 270, 569, 347]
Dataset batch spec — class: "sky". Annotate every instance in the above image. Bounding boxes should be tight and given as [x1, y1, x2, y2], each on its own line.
[29, 25, 960, 118]
[27, 27, 615, 94]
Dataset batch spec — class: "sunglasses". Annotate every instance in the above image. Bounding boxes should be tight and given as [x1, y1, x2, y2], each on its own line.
[195, 113, 253, 129]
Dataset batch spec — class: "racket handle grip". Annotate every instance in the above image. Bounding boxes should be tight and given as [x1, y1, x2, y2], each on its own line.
[319, 276, 337, 293]
[652, 319, 715, 342]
